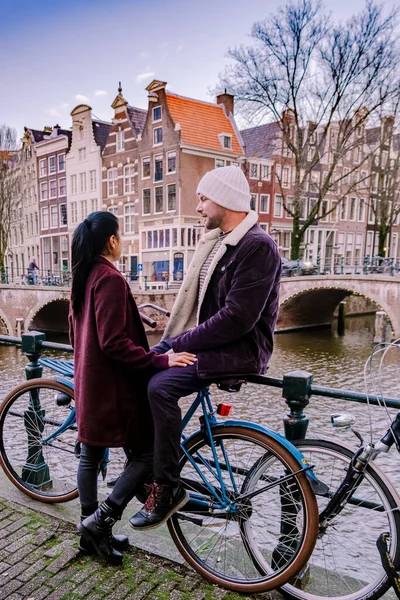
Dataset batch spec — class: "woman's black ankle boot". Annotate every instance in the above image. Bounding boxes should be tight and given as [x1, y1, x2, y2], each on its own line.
[77, 501, 124, 565]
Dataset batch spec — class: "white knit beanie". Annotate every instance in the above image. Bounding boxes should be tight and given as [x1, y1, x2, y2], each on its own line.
[196, 165, 251, 212]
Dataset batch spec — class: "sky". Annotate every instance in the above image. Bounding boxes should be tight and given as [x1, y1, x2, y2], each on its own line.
[0, 0, 394, 137]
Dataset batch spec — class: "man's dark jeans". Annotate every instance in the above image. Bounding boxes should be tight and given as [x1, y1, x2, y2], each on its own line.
[150, 339, 213, 487]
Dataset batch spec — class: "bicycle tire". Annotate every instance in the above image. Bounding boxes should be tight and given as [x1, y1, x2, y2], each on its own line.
[0, 378, 79, 503]
[280, 438, 400, 600]
[168, 424, 319, 593]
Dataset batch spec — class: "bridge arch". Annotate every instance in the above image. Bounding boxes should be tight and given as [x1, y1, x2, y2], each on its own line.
[278, 280, 394, 334]
[0, 310, 12, 336]
[26, 298, 70, 334]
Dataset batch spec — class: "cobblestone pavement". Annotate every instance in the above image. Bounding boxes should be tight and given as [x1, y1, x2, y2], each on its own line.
[0, 499, 276, 600]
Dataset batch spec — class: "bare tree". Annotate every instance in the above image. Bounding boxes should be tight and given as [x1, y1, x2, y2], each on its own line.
[366, 110, 400, 257]
[219, 0, 400, 258]
[0, 124, 20, 275]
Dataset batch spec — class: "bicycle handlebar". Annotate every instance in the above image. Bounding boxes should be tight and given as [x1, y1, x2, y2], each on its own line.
[138, 303, 171, 317]
[139, 312, 157, 329]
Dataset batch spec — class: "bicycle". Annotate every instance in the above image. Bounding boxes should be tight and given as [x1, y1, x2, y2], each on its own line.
[0, 342, 320, 593]
[279, 341, 400, 600]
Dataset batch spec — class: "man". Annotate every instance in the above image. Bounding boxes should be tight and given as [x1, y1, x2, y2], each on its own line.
[130, 165, 282, 530]
[28, 257, 39, 285]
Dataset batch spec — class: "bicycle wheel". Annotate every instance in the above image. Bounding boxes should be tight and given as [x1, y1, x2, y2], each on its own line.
[281, 438, 400, 600]
[0, 378, 79, 503]
[168, 425, 319, 593]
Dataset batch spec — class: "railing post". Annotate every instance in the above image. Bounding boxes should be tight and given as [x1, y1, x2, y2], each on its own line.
[20, 331, 51, 488]
[316, 255, 321, 274]
[282, 370, 312, 441]
[340, 256, 344, 275]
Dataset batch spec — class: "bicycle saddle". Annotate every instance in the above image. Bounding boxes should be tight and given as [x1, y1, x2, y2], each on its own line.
[215, 378, 247, 393]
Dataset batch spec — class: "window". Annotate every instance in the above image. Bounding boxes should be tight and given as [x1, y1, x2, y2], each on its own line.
[50, 205, 58, 228]
[59, 177, 66, 196]
[250, 194, 257, 211]
[124, 204, 135, 234]
[80, 200, 87, 220]
[79, 172, 87, 193]
[349, 197, 357, 221]
[49, 179, 57, 199]
[108, 205, 119, 216]
[215, 158, 225, 168]
[147, 231, 152, 249]
[261, 165, 271, 180]
[107, 168, 118, 196]
[340, 197, 348, 220]
[320, 199, 329, 221]
[282, 166, 290, 188]
[116, 129, 125, 152]
[155, 187, 163, 212]
[142, 189, 151, 214]
[167, 184, 176, 211]
[250, 163, 258, 179]
[331, 202, 338, 222]
[260, 194, 269, 213]
[89, 170, 97, 191]
[60, 204, 67, 226]
[259, 223, 268, 232]
[39, 159, 47, 177]
[274, 194, 283, 218]
[167, 151, 176, 173]
[371, 172, 379, 193]
[124, 164, 135, 194]
[153, 106, 162, 122]
[153, 127, 163, 145]
[90, 198, 98, 212]
[142, 157, 150, 179]
[40, 182, 48, 200]
[154, 155, 163, 182]
[71, 202, 78, 225]
[58, 154, 65, 172]
[71, 174, 77, 194]
[223, 135, 232, 149]
[48, 156, 56, 174]
[79, 148, 86, 161]
[41, 207, 49, 229]
[358, 199, 365, 222]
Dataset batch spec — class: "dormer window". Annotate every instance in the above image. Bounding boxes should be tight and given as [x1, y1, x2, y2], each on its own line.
[153, 106, 162, 122]
[219, 133, 232, 150]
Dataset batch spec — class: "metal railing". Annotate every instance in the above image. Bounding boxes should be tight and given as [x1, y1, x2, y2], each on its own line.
[1, 332, 399, 442]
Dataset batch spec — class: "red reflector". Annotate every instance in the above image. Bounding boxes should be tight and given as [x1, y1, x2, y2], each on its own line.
[217, 403, 232, 416]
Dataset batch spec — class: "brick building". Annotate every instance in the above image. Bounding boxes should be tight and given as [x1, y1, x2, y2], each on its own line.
[35, 126, 71, 276]
[137, 80, 244, 282]
[101, 85, 146, 277]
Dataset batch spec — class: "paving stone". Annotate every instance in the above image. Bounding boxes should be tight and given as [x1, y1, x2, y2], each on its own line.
[168, 591, 185, 600]
[45, 580, 76, 600]
[27, 585, 52, 600]
[45, 545, 79, 573]
[24, 546, 46, 565]
[6, 515, 31, 533]
[43, 539, 73, 558]
[126, 580, 154, 599]
[6, 542, 38, 565]
[4, 594, 23, 600]
[0, 559, 29, 581]
[32, 528, 56, 546]
[47, 563, 80, 587]
[0, 577, 24, 597]
[18, 572, 53, 596]
[0, 533, 33, 558]
[16, 558, 47, 582]
[72, 572, 103, 597]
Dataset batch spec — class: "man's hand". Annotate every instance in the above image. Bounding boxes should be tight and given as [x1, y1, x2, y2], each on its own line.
[168, 352, 197, 367]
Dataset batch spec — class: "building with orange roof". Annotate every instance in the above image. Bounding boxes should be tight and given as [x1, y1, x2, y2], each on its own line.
[136, 80, 245, 284]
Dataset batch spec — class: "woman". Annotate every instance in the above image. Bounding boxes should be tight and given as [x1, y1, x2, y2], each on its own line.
[69, 211, 196, 565]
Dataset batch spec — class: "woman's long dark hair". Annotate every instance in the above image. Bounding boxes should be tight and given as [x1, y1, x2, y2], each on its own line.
[71, 211, 119, 316]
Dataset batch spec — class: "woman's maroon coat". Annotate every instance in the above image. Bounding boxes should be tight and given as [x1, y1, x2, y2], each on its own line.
[69, 257, 169, 448]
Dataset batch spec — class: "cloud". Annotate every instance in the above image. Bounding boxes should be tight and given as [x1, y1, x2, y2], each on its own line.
[94, 90, 107, 97]
[136, 71, 155, 83]
[75, 94, 90, 103]
[176, 41, 184, 53]
[60, 102, 70, 109]
[43, 107, 60, 117]
[140, 51, 150, 59]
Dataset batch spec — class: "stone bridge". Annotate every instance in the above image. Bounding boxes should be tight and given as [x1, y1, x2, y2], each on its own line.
[0, 275, 399, 337]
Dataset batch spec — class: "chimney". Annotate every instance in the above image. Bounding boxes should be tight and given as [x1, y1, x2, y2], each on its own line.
[217, 90, 234, 116]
